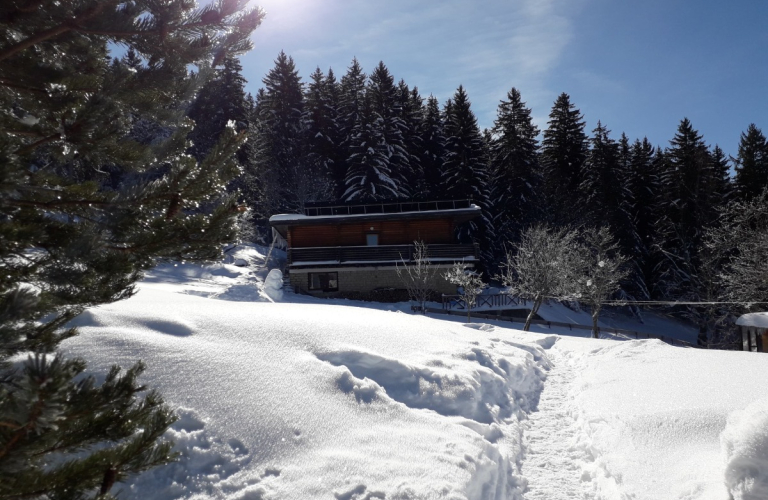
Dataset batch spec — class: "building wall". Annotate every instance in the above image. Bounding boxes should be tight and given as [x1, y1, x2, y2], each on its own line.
[289, 266, 458, 296]
[290, 219, 454, 248]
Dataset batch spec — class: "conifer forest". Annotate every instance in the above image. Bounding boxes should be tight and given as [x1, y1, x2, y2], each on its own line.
[187, 51, 768, 345]
[2, 1, 768, 497]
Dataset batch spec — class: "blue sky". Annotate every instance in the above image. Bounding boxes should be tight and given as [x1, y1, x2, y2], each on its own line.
[240, 0, 767, 156]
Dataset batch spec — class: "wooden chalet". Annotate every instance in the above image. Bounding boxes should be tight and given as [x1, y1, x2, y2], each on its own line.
[269, 200, 481, 298]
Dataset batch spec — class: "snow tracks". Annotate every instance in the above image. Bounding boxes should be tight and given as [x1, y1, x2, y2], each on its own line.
[521, 345, 591, 500]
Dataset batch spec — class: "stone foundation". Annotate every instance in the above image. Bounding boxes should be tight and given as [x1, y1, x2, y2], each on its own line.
[289, 265, 460, 299]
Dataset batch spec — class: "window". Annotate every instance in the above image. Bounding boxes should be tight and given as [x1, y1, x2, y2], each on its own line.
[309, 272, 338, 291]
[366, 233, 379, 246]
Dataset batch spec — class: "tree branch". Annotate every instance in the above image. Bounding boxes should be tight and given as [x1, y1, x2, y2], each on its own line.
[13, 132, 61, 155]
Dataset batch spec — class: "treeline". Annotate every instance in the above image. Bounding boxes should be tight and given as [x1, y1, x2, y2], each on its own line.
[152, 51, 768, 343]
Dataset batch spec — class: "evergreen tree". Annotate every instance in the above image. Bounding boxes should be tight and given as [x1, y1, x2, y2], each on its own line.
[343, 105, 399, 201]
[0, 0, 262, 495]
[188, 57, 250, 162]
[441, 86, 488, 204]
[420, 95, 447, 200]
[305, 67, 343, 200]
[655, 119, 725, 312]
[396, 80, 425, 197]
[734, 124, 768, 201]
[253, 51, 328, 212]
[489, 87, 540, 245]
[709, 145, 732, 206]
[441, 86, 494, 262]
[579, 122, 630, 236]
[624, 139, 663, 299]
[540, 93, 588, 225]
[362, 61, 409, 198]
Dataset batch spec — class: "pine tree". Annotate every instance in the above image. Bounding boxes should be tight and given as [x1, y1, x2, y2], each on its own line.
[624, 138, 663, 300]
[420, 95, 447, 200]
[579, 122, 630, 237]
[188, 57, 250, 162]
[343, 106, 399, 201]
[488, 87, 540, 246]
[655, 119, 726, 321]
[396, 80, 425, 198]
[253, 51, 328, 212]
[540, 93, 588, 225]
[709, 145, 732, 206]
[363, 61, 409, 198]
[441, 86, 488, 205]
[305, 67, 343, 200]
[441, 86, 494, 263]
[734, 124, 768, 201]
[0, 0, 262, 495]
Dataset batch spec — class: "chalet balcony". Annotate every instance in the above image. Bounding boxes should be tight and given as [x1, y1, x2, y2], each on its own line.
[288, 244, 478, 267]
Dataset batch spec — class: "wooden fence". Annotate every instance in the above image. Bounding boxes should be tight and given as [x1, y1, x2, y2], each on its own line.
[442, 293, 526, 310]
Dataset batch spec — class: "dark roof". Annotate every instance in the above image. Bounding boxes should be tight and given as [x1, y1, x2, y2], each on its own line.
[269, 204, 481, 238]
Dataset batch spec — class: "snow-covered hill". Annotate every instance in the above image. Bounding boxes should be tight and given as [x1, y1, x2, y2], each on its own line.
[63, 246, 768, 500]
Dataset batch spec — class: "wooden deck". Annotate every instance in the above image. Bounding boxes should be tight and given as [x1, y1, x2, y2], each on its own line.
[288, 243, 477, 265]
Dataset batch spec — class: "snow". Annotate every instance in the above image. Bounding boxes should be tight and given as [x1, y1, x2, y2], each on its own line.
[262, 269, 283, 301]
[721, 398, 768, 500]
[735, 312, 768, 328]
[61, 245, 768, 499]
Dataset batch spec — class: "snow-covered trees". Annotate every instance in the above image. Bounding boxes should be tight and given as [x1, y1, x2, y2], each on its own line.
[540, 93, 588, 225]
[576, 227, 630, 338]
[734, 124, 768, 201]
[0, 0, 262, 495]
[441, 86, 489, 204]
[252, 51, 330, 213]
[708, 192, 768, 306]
[498, 225, 582, 331]
[344, 62, 409, 201]
[579, 122, 630, 233]
[441, 86, 495, 260]
[420, 95, 447, 200]
[488, 87, 540, 245]
[237, 51, 765, 332]
[444, 264, 486, 322]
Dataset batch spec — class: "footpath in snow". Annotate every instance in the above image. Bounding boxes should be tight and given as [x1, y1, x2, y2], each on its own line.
[521, 345, 590, 500]
[62, 246, 768, 500]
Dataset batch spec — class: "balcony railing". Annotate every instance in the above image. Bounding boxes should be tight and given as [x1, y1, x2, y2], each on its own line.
[288, 244, 477, 266]
[303, 199, 473, 217]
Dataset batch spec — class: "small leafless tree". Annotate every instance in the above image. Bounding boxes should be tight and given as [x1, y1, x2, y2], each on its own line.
[497, 224, 581, 331]
[396, 240, 439, 314]
[576, 227, 629, 338]
[444, 263, 486, 322]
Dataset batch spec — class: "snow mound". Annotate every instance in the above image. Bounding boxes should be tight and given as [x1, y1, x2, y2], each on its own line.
[722, 398, 768, 500]
[263, 269, 283, 302]
[119, 408, 279, 499]
[317, 344, 545, 424]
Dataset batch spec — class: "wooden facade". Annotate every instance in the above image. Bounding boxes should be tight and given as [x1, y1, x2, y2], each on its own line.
[289, 219, 454, 248]
[269, 201, 481, 298]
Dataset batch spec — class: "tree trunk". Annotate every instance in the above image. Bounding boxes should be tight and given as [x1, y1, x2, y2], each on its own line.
[591, 307, 600, 339]
[467, 304, 471, 323]
[524, 296, 542, 331]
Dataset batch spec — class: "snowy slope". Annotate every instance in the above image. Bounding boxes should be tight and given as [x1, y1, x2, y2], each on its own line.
[62, 247, 768, 500]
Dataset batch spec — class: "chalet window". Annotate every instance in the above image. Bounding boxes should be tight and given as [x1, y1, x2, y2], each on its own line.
[366, 234, 379, 246]
[309, 272, 338, 291]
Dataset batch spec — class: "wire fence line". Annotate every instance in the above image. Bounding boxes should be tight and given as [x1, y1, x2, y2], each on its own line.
[427, 306, 702, 349]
